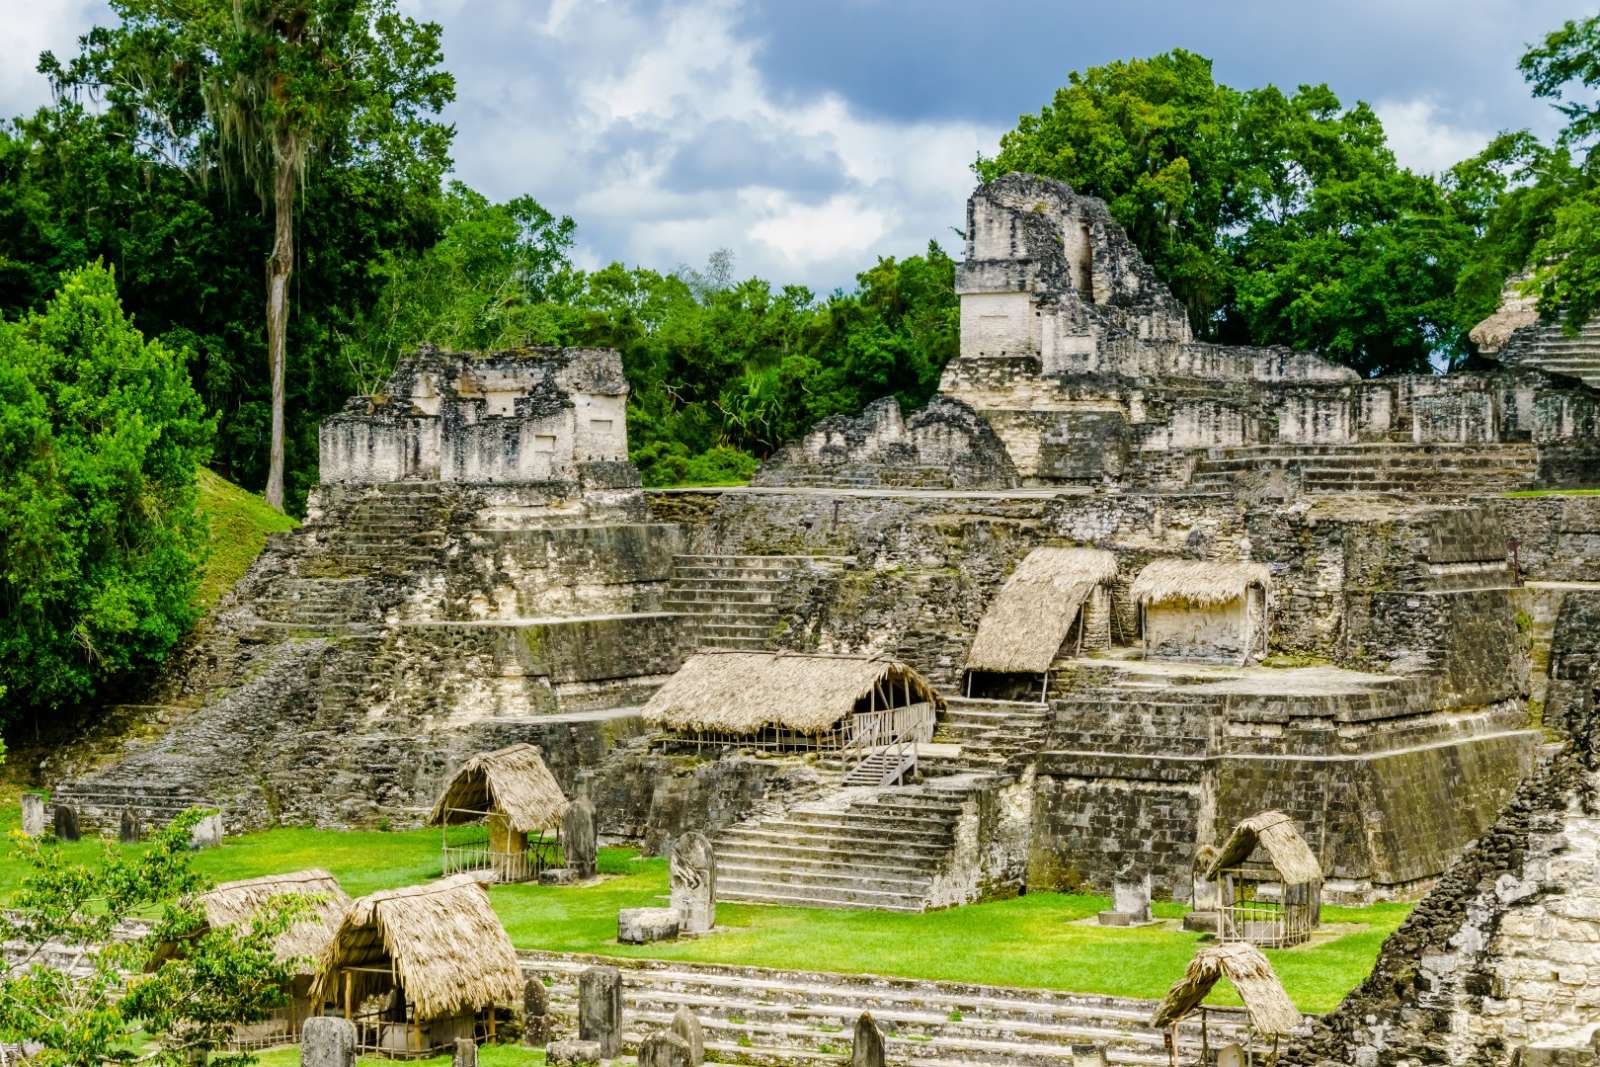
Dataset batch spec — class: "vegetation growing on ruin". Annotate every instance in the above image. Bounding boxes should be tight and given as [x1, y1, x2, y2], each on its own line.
[195, 470, 299, 613]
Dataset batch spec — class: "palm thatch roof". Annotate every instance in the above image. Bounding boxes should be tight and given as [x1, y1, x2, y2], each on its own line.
[1131, 559, 1271, 608]
[966, 548, 1119, 673]
[309, 874, 522, 1021]
[1151, 942, 1302, 1037]
[1468, 273, 1538, 354]
[642, 651, 944, 735]
[150, 869, 351, 975]
[1205, 811, 1323, 886]
[427, 743, 569, 832]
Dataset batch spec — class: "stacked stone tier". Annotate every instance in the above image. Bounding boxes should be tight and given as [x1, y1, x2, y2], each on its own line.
[527, 951, 1275, 1066]
[1189, 442, 1540, 496]
[713, 786, 968, 912]
[1499, 319, 1600, 389]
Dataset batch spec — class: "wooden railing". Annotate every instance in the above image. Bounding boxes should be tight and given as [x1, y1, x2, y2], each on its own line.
[843, 703, 936, 786]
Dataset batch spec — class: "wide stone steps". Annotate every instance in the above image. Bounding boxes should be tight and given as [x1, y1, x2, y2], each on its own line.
[924, 699, 1049, 777]
[1189, 442, 1541, 496]
[714, 787, 966, 911]
[48, 780, 209, 835]
[527, 953, 1260, 1067]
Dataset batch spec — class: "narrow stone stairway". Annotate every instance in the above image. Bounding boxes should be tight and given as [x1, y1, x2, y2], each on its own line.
[527, 952, 1266, 1067]
[662, 555, 849, 651]
[305, 482, 460, 574]
[918, 698, 1049, 778]
[714, 786, 967, 912]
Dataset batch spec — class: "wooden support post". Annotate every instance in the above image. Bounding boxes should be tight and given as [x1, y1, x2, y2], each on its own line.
[488, 1008, 497, 1041]
[343, 970, 353, 1021]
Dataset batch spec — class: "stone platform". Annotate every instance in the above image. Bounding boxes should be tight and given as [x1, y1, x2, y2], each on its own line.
[524, 950, 1294, 1067]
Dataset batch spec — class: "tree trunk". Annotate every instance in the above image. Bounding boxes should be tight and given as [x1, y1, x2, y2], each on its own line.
[264, 134, 295, 511]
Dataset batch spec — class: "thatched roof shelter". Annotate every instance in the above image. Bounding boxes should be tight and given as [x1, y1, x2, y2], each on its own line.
[642, 651, 943, 735]
[1206, 811, 1323, 886]
[427, 743, 569, 832]
[1151, 942, 1301, 1037]
[966, 547, 1118, 673]
[309, 874, 522, 1021]
[1468, 273, 1538, 354]
[151, 869, 350, 974]
[1131, 559, 1271, 607]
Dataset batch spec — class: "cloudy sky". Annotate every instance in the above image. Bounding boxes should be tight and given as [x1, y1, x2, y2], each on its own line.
[4, 0, 1592, 291]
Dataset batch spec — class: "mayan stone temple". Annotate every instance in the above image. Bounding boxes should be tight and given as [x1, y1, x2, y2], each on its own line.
[46, 174, 1600, 1064]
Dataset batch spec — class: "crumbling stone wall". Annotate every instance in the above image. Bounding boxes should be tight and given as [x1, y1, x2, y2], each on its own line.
[320, 346, 630, 485]
[754, 396, 1019, 489]
[1282, 682, 1600, 1067]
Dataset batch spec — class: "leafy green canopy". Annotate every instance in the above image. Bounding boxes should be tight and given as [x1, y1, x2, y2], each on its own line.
[1449, 15, 1600, 334]
[978, 50, 1472, 376]
[0, 0, 453, 514]
[0, 264, 213, 724]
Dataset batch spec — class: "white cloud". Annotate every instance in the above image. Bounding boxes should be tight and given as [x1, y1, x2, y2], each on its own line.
[0, 0, 112, 118]
[1374, 97, 1497, 175]
[435, 0, 999, 290]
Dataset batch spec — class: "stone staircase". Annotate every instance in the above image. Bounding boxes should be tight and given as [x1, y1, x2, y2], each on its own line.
[251, 576, 374, 628]
[663, 556, 847, 651]
[1500, 320, 1600, 389]
[1189, 442, 1540, 496]
[527, 952, 1264, 1067]
[47, 779, 209, 835]
[919, 698, 1050, 777]
[714, 785, 968, 912]
[305, 482, 459, 573]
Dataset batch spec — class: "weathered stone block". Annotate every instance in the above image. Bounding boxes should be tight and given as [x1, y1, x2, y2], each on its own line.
[539, 867, 577, 886]
[564, 798, 597, 879]
[545, 1039, 603, 1067]
[20, 793, 45, 838]
[118, 808, 142, 844]
[639, 1030, 694, 1067]
[301, 1017, 357, 1067]
[523, 976, 549, 1047]
[670, 1006, 705, 1066]
[1070, 1045, 1108, 1067]
[189, 812, 224, 849]
[618, 907, 680, 944]
[851, 1011, 886, 1067]
[578, 965, 622, 1057]
[669, 831, 716, 934]
[53, 804, 79, 842]
[451, 1038, 477, 1067]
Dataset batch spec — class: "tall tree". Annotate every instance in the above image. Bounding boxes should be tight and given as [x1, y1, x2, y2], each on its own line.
[978, 51, 1472, 375]
[44, 0, 455, 509]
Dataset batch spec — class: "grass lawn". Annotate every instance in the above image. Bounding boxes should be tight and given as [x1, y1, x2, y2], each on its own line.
[1504, 488, 1600, 497]
[196, 467, 298, 612]
[254, 1044, 545, 1067]
[0, 803, 1404, 1015]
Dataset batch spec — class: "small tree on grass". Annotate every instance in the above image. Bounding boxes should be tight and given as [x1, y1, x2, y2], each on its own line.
[0, 809, 305, 1066]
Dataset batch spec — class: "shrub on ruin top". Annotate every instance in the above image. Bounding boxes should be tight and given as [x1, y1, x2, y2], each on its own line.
[0, 263, 214, 727]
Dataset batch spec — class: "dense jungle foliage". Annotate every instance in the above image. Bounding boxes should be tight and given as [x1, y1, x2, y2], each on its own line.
[3, 5, 1600, 722]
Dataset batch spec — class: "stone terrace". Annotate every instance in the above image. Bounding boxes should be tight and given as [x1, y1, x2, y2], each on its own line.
[527, 951, 1277, 1066]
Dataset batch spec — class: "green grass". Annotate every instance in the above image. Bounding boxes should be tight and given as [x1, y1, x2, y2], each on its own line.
[0, 803, 1406, 1015]
[254, 1044, 545, 1067]
[1504, 488, 1600, 497]
[196, 468, 298, 612]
